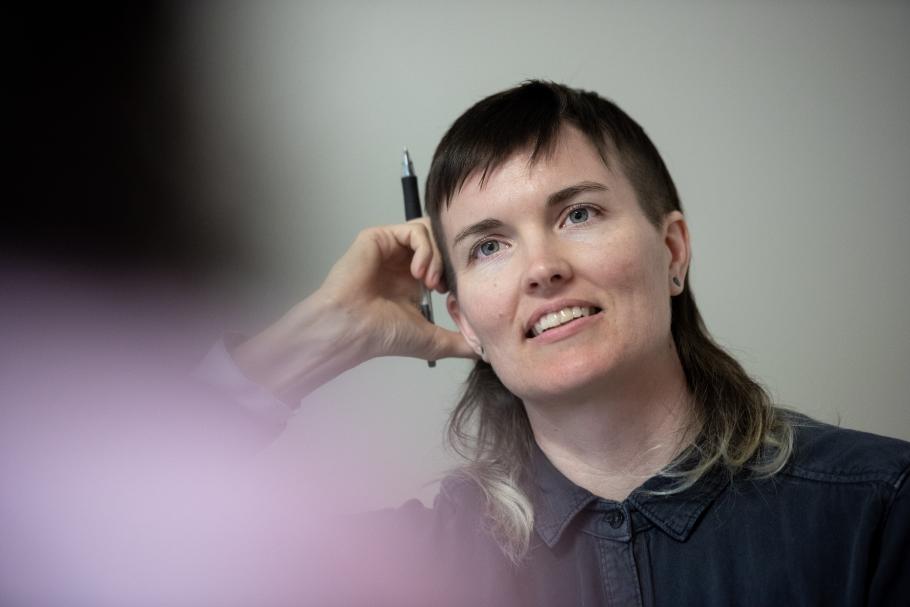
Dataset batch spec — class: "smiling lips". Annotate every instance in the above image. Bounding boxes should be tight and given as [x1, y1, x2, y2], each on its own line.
[527, 305, 602, 338]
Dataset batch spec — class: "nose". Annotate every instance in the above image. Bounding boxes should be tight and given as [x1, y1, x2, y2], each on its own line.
[522, 241, 573, 294]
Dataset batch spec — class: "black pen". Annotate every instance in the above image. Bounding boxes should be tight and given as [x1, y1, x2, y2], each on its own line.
[401, 148, 436, 368]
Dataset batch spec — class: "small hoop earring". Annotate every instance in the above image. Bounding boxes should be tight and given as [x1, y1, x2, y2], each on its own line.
[672, 276, 682, 287]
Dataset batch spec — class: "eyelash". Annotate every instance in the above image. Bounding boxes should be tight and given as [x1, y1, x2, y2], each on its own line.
[467, 204, 602, 262]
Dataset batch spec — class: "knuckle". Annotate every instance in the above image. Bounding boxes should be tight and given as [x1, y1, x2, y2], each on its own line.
[409, 217, 429, 230]
[356, 226, 379, 242]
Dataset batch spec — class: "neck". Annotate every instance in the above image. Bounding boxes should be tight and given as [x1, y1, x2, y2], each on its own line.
[524, 343, 696, 502]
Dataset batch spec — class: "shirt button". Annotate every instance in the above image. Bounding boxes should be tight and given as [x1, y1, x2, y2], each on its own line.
[605, 509, 625, 528]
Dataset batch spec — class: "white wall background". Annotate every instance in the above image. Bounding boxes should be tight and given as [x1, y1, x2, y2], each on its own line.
[181, 0, 910, 509]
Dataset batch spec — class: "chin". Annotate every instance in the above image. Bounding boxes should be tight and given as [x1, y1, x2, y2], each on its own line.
[501, 363, 615, 404]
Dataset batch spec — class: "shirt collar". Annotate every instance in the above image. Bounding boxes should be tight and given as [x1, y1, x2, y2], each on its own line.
[529, 440, 730, 547]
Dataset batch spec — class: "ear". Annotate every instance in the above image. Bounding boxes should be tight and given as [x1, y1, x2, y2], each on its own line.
[662, 210, 691, 295]
[446, 293, 487, 361]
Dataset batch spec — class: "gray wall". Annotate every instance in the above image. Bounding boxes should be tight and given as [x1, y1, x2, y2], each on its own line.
[183, 0, 910, 509]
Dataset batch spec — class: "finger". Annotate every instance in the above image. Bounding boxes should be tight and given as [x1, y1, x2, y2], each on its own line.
[404, 218, 448, 291]
[410, 241, 432, 281]
[350, 227, 405, 272]
[384, 222, 433, 280]
[425, 222, 446, 291]
[407, 218, 445, 290]
[424, 264, 447, 293]
[431, 272, 450, 294]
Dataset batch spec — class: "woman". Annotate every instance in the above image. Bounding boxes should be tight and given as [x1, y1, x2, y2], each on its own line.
[223, 81, 909, 605]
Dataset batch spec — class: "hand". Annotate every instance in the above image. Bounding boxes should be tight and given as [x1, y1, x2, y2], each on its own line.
[318, 218, 474, 362]
[232, 219, 475, 404]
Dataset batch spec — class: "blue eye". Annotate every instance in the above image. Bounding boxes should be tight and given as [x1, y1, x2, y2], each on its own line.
[566, 207, 590, 224]
[475, 240, 500, 257]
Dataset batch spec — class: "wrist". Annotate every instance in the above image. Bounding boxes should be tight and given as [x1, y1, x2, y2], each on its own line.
[232, 292, 369, 404]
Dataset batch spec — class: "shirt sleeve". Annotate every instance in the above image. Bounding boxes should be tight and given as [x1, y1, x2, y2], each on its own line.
[192, 334, 295, 438]
[866, 462, 910, 605]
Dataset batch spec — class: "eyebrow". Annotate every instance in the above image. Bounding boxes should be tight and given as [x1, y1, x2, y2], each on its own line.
[451, 180, 609, 248]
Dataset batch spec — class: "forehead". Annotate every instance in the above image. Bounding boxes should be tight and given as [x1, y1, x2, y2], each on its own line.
[440, 126, 627, 241]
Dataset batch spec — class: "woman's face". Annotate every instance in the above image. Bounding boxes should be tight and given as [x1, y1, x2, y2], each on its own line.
[442, 126, 689, 405]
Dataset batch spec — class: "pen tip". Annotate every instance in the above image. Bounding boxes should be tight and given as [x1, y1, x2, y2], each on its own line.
[402, 148, 415, 176]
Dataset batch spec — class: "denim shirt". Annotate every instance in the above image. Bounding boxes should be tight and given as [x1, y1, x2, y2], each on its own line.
[343, 414, 910, 607]
[197, 342, 909, 605]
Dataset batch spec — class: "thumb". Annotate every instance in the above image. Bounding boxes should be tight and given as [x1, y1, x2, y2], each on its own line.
[428, 326, 479, 361]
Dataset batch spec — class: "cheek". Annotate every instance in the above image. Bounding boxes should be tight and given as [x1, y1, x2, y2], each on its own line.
[459, 279, 512, 337]
[603, 253, 641, 288]
[584, 235, 647, 291]
[590, 237, 668, 318]
[457, 251, 524, 322]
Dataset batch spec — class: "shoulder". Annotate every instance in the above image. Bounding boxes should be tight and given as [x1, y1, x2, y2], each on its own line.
[439, 473, 483, 498]
[781, 410, 910, 490]
[326, 477, 496, 605]
[358, 474, 485, 534]
[436, 473, 487, 519]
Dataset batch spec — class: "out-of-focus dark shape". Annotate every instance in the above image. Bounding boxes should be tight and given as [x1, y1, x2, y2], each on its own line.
[7, 3, 231, 279]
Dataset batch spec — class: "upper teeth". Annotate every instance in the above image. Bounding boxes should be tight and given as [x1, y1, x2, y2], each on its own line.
[531, 306, 595, 337]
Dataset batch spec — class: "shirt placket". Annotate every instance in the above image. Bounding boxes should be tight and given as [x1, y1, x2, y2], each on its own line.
[582, 501, 644, 607]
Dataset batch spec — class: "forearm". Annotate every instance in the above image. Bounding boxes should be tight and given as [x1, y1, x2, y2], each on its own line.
[226, 220, 472, 406]
[231, 292, 370, 406]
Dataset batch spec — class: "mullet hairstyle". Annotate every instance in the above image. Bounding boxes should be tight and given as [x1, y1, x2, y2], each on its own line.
[425, 81, 793, 565]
